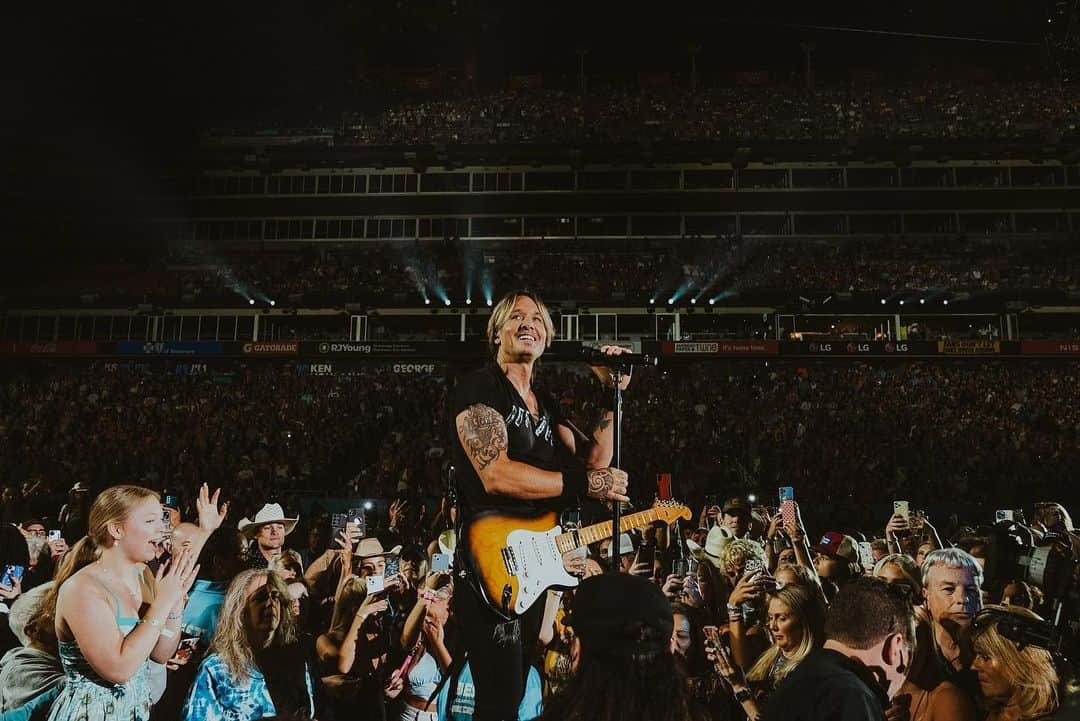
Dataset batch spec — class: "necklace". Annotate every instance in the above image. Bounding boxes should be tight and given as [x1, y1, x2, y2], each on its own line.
[97, 561, 141, 603]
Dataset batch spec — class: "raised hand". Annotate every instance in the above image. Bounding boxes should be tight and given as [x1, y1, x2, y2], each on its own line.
[586, 467, 629, 503]
[196, 484, 228, 533]
[388, 499, 407, 529]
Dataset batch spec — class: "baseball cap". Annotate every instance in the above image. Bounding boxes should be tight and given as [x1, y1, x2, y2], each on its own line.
[565, 573, 673, 650]
[722, 496, 751, 515]
[811, 531, 859, 563]
[601, 533, 635, 558]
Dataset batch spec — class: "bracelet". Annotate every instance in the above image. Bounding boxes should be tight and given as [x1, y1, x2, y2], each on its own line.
[138, 617, 164, 628]
[728, 615, 744, 624]
[418, 589, 440, 603]
[160, 627, 176, 639]
[726, 604, 740, 614]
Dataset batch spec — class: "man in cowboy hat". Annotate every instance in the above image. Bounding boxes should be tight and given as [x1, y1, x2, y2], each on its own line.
[238, 503, 299, 568]
[354, 537, 402, 578]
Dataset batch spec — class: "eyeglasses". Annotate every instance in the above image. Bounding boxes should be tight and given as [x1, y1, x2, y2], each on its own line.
[24, 529, 47, 537]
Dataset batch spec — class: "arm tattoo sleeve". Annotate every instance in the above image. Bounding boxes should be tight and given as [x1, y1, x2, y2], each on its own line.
[457, 404, 508, 471]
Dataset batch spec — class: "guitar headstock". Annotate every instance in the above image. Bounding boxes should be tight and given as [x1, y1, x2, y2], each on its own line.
[652, 499, 692, 524]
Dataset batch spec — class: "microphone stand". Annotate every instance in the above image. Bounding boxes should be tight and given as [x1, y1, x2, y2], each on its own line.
[610, 368, 623, 572]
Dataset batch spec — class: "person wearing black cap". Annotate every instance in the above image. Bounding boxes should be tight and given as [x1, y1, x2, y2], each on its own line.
[721, 497, 751, 539]
[451, 291, 632, 721]
[539, 573, 703, 721]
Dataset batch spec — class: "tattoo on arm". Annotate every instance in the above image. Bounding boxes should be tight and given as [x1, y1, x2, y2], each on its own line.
[587, 469, 614, 497]
[457, 404, 508, 471]
[596, 414, 612, 432]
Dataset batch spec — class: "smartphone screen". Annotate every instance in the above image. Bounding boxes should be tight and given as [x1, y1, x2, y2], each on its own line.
[858, 541, 875, 571]
[365, 574, 386, 595]
[347, 509, 367, 538]
[893, 500, 910, 518]
[995, 509, 1015, 523]
[385, 556, 400, 579]
[743, 558, 763, 576]
[1, 564, 25, 588]
[778, 486, 795, 503]
[48, 530, 61, 542]
[329, 513, 349, 550]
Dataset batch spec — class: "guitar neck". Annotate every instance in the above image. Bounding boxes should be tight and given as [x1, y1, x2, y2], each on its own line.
[557, 508, 665, 551]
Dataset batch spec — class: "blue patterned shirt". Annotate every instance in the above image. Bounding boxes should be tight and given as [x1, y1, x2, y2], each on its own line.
[181, 653, 314, 721]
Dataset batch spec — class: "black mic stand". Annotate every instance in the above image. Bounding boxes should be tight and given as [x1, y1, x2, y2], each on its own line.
[610, 368, 624, 572]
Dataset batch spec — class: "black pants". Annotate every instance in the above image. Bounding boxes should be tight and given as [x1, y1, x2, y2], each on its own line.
[453, 578, 545, 721]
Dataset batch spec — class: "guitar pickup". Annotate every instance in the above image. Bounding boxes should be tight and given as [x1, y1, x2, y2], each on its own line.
[501, 546, 519, 576]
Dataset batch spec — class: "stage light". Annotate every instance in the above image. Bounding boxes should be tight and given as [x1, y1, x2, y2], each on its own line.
[269, 300, 276, 307]
[649, 298, 655, 305]
[943, 299, 949, 305]
[444, 299, 451, 306]
[690, 298, 697, 304]
[748, 494, 757, 503]
[899, 299, 905, 305]
[249, 299, 255, 306]
[363, 500, 374, 511]
[919, 298, 925, 305]
[880, 299, 886, 305]
[486, 299, 493, 307]
[667, 297, 674, 305]
[708, 298, 716, 305]
[466, 298, 472, 305]
[424, 298, 431, 305]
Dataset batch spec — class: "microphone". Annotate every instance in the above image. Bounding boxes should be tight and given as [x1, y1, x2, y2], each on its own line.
[579, 346, 658, 369]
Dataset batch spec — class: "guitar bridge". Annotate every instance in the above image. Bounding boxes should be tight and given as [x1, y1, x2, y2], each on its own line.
[501, 546, 519, 576]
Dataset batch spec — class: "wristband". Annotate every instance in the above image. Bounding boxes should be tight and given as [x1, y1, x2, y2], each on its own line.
[418, 589, 440, 603]
[138, 617, 164, 628]
[726, 604, 740, 614]
[733, 687, 753, 704]
[560, 467, 589, 500]
[161, 627, 176, 639]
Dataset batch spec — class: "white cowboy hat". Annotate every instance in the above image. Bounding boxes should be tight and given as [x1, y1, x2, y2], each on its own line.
[437, 529, 457, 556]
[692, 525, 733, 570]
[237, 503, 298, 538]
[356, 537, 402, 559]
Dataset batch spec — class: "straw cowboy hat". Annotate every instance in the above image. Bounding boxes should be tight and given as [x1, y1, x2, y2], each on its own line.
[238, 503, 298, 538]
[356, 537, 402, 559]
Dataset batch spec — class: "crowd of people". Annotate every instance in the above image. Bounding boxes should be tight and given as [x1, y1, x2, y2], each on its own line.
[331, 80, 1080, 145]
[1, 289, 1079, 721]
[8, 235, 1080, 310]
[0, 389, 1076, 719]
[1, 358, 1077, 543]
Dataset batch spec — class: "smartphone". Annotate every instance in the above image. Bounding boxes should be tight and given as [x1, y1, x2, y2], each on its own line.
[385, 556, 400, 580]
[673, 557, 691, 577]
[778, 487, 795, 503]
[430, 553, 451, 573]
[634, 543, 656, 567]
[704, 494, 721, 510]
[48, 530, 61, 542]
[702, 625, 723, 651]
[857, 541, 875, 572]
[744, 558, 763, 577]
[329, 513, 350, 550]
[163, 494, 180, 509]
[365, 574, 386, 595]
[657, 473, 672, 501]
[996, 509, 1015, 523]
[0, 564, 25, 588]
[893, 500, 910, 519]
[174, 637, 199, 662]
[683, 573, 703, 606]
[347, 509, 367, 538]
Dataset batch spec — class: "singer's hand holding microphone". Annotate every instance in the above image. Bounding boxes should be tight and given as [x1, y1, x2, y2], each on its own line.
[582, 344, 657, 390]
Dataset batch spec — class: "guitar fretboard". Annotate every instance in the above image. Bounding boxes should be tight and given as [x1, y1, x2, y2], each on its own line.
[554, 507, 682, 554]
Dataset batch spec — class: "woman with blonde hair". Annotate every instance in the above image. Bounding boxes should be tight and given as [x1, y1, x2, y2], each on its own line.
[183, 569, 315, 720]
[744, 583, 826, 694]
[873, 553, 922, 595]
[48, 485, 199, 721]
[971, 605, 1061, 721]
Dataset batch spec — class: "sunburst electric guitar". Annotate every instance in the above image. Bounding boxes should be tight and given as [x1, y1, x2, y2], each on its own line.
[460, 500, 692, 618]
